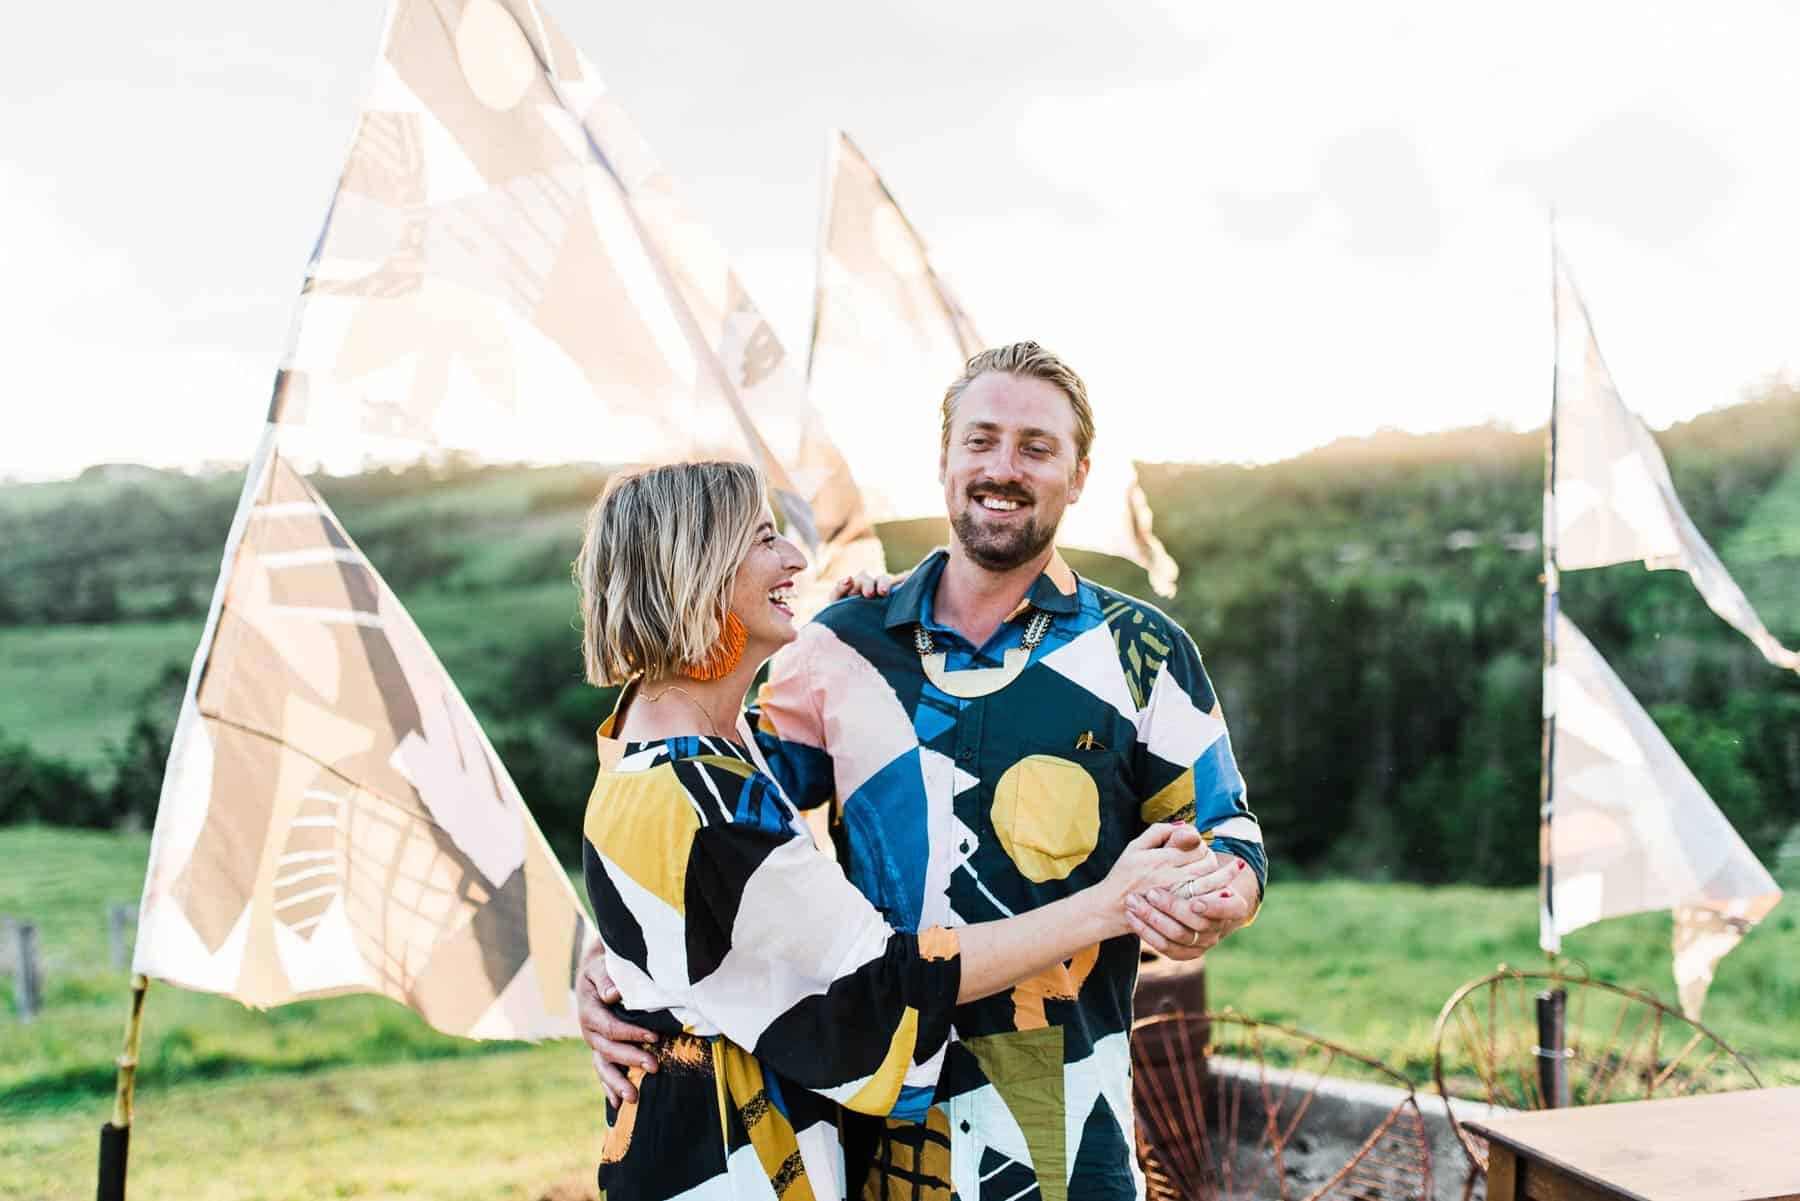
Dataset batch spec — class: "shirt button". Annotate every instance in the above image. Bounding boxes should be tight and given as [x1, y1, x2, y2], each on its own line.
[957, 747, 972, 761]
[960, 1120, 971, 1133]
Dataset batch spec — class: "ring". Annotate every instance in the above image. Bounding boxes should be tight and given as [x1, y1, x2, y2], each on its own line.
[1186, 928, 1201, 947]
[1178, 878, 1197, 900]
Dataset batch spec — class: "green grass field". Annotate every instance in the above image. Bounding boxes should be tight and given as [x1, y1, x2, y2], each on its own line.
[0, 584, 581, 776]
[3, 825, 1797, 1199]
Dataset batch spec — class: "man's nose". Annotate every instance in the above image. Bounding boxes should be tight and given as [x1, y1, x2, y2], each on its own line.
[986, 443, 1026, 481]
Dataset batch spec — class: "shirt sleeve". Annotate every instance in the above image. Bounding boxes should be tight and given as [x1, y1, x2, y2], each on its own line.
[746, 629, 837, 813]
[1131, 626, 1267, 901]
[583, 756, 959, 1122]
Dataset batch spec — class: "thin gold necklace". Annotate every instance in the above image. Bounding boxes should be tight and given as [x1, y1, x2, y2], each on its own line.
[643, 681, 725, 739]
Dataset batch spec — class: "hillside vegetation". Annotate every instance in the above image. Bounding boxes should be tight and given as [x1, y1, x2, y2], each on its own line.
[2, 385, 1797, 887]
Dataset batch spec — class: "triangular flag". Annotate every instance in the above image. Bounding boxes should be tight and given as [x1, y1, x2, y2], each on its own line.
[271, 0, 882, 599]
[137, 439, 591, 1038]
[1546, 612, 1781, 1018]
[807, 131, 1178, 596]
[1553, 252, 1800, 671]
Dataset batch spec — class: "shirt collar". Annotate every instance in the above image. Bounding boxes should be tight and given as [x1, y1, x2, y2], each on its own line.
[882, 547, 1082, 632]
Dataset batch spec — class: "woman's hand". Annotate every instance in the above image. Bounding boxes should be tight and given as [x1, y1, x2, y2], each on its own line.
[831, 569, 911, 600]
[1088, 823, 1216, 939]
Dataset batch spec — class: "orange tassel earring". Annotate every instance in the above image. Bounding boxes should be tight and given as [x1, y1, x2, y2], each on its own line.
[684, 610, 748, 681]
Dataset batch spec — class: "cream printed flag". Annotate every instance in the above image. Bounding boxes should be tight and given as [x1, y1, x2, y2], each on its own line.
[808, 132, 1178, 596]
[1547, 613, 1781, 1019]
[1553, 253, 1799, 671]
[271, 0, 881, 587]
[137, 0, 894, 1035]
[137, 443, 591, 1038]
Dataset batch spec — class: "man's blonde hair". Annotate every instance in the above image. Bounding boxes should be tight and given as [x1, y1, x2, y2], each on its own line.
[573, 460, 765, 686]
[940, 341, 1095, 462]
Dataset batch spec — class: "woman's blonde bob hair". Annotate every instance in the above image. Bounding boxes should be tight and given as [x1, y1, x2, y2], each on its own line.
[574, 460, 767, 686]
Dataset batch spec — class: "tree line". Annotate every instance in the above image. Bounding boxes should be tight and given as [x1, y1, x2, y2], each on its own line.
[3, 387, 1795, 884]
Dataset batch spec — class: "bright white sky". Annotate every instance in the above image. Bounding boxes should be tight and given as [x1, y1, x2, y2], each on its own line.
[6, 0, 1800, 481]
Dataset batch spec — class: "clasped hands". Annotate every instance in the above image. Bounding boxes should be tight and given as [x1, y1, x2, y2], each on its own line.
[576, 823, 1257, 1106]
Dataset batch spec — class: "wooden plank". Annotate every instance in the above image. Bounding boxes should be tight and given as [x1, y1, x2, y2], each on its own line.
[1487, 1145, 1520, 1201]
[1523, 1161, 1621, 1201]
[1466, 1088, 1800, 1201]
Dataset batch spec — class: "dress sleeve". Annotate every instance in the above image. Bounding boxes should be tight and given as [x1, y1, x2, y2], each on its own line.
[1132, 626, 1268, 900]
[584, 756, 959, 1122]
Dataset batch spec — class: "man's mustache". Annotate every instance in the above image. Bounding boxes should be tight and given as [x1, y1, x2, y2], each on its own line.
[966, 482, 1035, 505]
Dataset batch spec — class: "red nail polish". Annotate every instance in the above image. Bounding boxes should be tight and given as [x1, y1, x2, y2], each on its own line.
[1219, 890, 1231, 898]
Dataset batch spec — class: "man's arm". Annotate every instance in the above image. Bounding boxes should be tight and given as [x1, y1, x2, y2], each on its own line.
[1127, 617, 1266, 960]
[746, 624, 837, 812]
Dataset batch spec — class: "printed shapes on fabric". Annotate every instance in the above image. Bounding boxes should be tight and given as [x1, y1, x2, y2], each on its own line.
[862, 1108, 953, 1201]
[990, 755, 1100, 883]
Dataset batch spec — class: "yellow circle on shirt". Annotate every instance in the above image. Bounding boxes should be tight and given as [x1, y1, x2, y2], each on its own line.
[991, 755, 1101, 882]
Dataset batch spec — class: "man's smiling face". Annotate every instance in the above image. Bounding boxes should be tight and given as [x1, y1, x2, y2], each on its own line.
[939, 370, 1089, 572]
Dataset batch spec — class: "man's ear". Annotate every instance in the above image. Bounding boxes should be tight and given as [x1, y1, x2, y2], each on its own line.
[938, 446, 948, 485]
[1068, 456, 1090, 504]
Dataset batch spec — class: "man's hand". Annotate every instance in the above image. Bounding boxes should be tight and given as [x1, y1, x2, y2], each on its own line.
[577, 939, 660, 1106]
[1124, 856, 1260, 960]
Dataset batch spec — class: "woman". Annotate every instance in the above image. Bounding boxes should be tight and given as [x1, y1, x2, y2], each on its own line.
[575, 461, 1224, 1201]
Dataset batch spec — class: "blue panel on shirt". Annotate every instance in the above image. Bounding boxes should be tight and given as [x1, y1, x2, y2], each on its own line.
[1191, 737, 1246, 823]
[840, 748, 931, 932]
[912, 697, 958, 744]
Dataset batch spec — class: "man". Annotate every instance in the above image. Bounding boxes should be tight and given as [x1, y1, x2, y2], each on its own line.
[584, 343, 1265, 1201]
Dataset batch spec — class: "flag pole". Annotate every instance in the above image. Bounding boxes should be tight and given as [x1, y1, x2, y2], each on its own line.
[1540, 222, 1562, 964]
[1537, 220, 1571, 1108]
[96, 975, 149, 1201]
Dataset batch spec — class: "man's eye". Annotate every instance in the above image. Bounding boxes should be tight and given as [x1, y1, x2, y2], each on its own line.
[1026, 444, 1050, 456]
[967, 437, 991, 449]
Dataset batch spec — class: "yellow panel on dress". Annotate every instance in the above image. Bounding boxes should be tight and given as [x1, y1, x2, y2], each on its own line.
[840, 1005, 920, 1115]
[991, 755, 1100, 883]
[582, 767, 700, 914]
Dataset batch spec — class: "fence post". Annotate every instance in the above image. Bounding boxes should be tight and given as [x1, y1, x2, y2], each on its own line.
[14, 921, 42, 1020]
[109, 904, 136, 970]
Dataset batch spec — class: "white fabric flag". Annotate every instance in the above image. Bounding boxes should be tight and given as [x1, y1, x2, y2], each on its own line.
[807, 131, 1178, 596]
[1547, 612, 1781, 1018]
[1553, 253, 1800, 671]
[136, 0, 897, 1037]
[272, 0, 882, 598]
[137, 439, 593, 1039]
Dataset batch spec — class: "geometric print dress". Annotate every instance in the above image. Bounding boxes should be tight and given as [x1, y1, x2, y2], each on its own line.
[581, 703, 965, 1201]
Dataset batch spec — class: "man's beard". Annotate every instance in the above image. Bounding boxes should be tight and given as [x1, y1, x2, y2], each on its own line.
[951, 489, 1057, 572]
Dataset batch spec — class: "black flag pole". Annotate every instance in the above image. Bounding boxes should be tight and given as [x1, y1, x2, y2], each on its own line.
[97, 974, 149, 1201]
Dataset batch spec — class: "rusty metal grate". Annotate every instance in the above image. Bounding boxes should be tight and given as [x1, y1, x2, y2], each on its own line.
[1430, 968, 1763, 1175]
[1132, 1011, 1433, 1201]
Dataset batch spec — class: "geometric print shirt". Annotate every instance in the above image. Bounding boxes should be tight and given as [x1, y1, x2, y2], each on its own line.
[581, 718, 965, 1201]
[751, 549, 1266, 1201]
